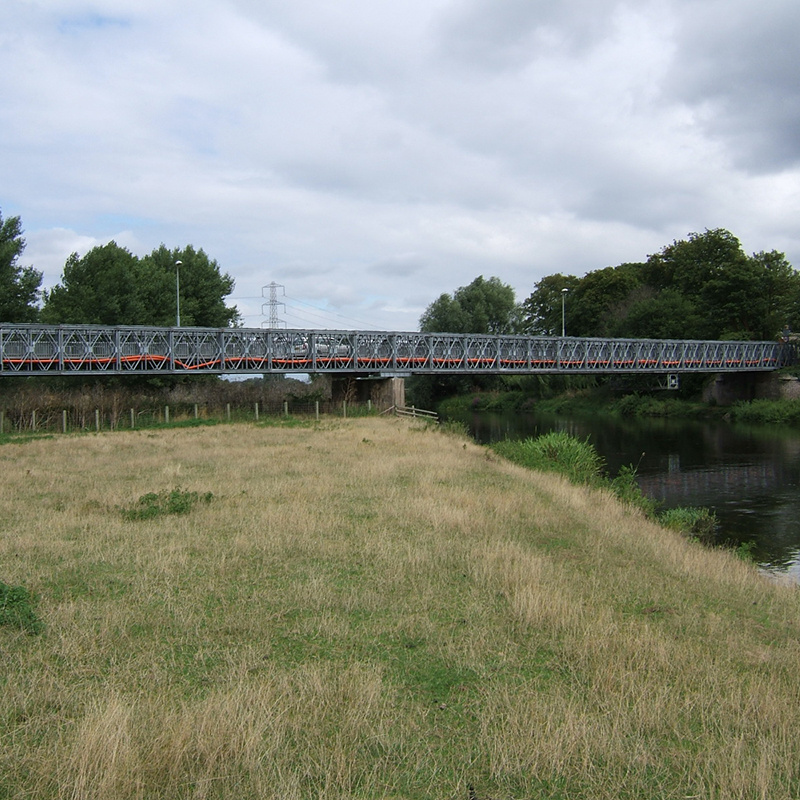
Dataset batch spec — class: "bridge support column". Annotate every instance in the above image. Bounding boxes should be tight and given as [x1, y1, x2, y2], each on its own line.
[702, 373, 780, 405]
[331, 376, 405, 410]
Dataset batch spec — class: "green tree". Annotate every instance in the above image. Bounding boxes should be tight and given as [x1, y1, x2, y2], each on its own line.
[554, 264, 642, 338]
[615, 288, 700, 339]
[643, 229, 749, 297]
[41, 242, 142, 325]
[420, 275, 518, 334]
[752, 250, 800, 338]
[520, 273, 580, 335]
[412, 276, 519, 406]
[139, 245, 240, 328]
[42, 242, 240, 327]
[0, 210, 42, 322]
[521, 230, 800, 342]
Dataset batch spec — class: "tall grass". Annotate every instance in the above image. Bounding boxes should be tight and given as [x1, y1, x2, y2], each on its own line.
[1, 419, 799, 798]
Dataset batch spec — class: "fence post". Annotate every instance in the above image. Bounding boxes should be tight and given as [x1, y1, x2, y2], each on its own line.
[254, 402, 259, 421]
[368, 399, 372, 412]
[62, 410, 67, 434]
[315, 400, 319, 421]
[95, 409, 100, 432]
[32, 410, 36, 431]
[226, 403, 231, 422]
[130, 408, 135, 429]
[165, 406, 170, 424]
[194, 403, 199, 420]
[0, 410, 4, 434]
[283, 401, 288, 417]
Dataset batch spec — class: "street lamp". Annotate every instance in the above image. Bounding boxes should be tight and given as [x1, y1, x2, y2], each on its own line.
[561, 287, 569, 337]
[175, 261, 182, 327]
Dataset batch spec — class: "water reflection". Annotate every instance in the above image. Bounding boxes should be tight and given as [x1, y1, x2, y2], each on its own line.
[460, 410, 800, 576]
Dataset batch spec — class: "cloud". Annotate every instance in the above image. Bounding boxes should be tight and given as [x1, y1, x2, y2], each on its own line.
[666, 0, 800, 171]
[2, 0, 800, 332]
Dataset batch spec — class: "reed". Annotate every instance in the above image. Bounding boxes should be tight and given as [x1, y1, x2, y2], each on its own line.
[1, 418, 799, 799]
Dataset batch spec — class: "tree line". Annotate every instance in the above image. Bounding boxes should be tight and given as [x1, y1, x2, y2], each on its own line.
[0, 209, 238, 327]
[421, 229, 800, 342]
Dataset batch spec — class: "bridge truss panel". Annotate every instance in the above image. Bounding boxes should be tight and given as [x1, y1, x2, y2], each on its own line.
[0, 325, 794, 376]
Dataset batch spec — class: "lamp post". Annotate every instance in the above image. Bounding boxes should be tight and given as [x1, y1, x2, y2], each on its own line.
[561, 287, 568, 337]
[175, 260, 182, 327]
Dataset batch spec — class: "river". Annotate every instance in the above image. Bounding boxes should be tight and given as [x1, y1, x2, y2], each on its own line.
[456, 410, 800, 581]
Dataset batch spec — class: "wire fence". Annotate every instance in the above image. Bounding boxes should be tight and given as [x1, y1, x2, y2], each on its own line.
[0, 398, 387, 436]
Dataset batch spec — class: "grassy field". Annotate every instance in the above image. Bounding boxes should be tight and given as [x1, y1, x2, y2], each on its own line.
[2, 417, 800, 799]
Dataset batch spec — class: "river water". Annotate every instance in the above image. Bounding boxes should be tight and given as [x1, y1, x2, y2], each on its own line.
[456, 410, 800, 581]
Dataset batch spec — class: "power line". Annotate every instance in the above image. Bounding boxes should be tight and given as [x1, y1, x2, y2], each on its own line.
[283, 294, 386, 330]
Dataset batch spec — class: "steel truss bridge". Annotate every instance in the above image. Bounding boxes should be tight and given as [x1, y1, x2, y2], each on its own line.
[0, 324, 795, 377]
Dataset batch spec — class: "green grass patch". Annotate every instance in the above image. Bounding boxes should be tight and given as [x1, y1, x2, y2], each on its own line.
[659, 507, 718, 544]
[0, 581, 43, 634]
[728, 398, 800, 427]
[120, 488, 214, 521]
[492, 431, 605, 486]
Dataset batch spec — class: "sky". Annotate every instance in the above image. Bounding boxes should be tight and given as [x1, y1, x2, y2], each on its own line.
[3, 0, 800, 332]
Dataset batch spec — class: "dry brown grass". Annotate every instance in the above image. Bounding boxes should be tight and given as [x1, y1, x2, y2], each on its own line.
[1, 417, 800, 799]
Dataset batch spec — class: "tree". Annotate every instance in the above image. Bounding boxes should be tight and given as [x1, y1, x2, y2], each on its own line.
[412, 276, 519, 406]
[139, 245, 240, 328]
[41, 242, 240, 327]
[41, 242, 143, 325]
[521, 229, 800, 342]
[566, 264, 643, 337]
[0, 210, 42, 322]
[643, 229, 749, 296]
[752, 250, 800, 338]
[419, 275, 518, 334]
[520, 273, 580, 335]
[615, 288, 700, 340]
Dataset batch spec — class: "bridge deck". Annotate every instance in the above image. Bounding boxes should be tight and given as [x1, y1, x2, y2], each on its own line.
[0, 325, 794, 376]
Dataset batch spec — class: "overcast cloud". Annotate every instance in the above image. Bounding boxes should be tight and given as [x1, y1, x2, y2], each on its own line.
[3, 0, 799, 331]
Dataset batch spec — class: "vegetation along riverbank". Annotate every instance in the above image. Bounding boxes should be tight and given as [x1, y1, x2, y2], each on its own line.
[438, 385, 800, 428]
[2, 417, 800, 799]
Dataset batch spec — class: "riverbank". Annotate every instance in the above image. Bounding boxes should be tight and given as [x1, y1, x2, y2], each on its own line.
[3, 418, 800, 798]
[439, 386, 800, 427]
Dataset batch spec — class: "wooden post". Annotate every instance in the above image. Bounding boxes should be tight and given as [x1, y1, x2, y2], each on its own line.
[130, 408, 135, 429]
[283, 401, 288, 417]
[95, 409, 100, 432]
[32, 410, 36, 431]
[315, 400, 319, 421]
[194, 403, 199, 419]
[226, 403, 231, 422]
[165, 406, 170, 424]
[254, 402, 259, 421]
[62, 410, 67, 434]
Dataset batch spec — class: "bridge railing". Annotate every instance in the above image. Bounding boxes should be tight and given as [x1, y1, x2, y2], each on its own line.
[0, 324, 795, 376]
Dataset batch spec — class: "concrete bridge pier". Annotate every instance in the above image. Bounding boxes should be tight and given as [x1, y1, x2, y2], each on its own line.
[330, 375, 405, 410]
[702, 372, 785, 405]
